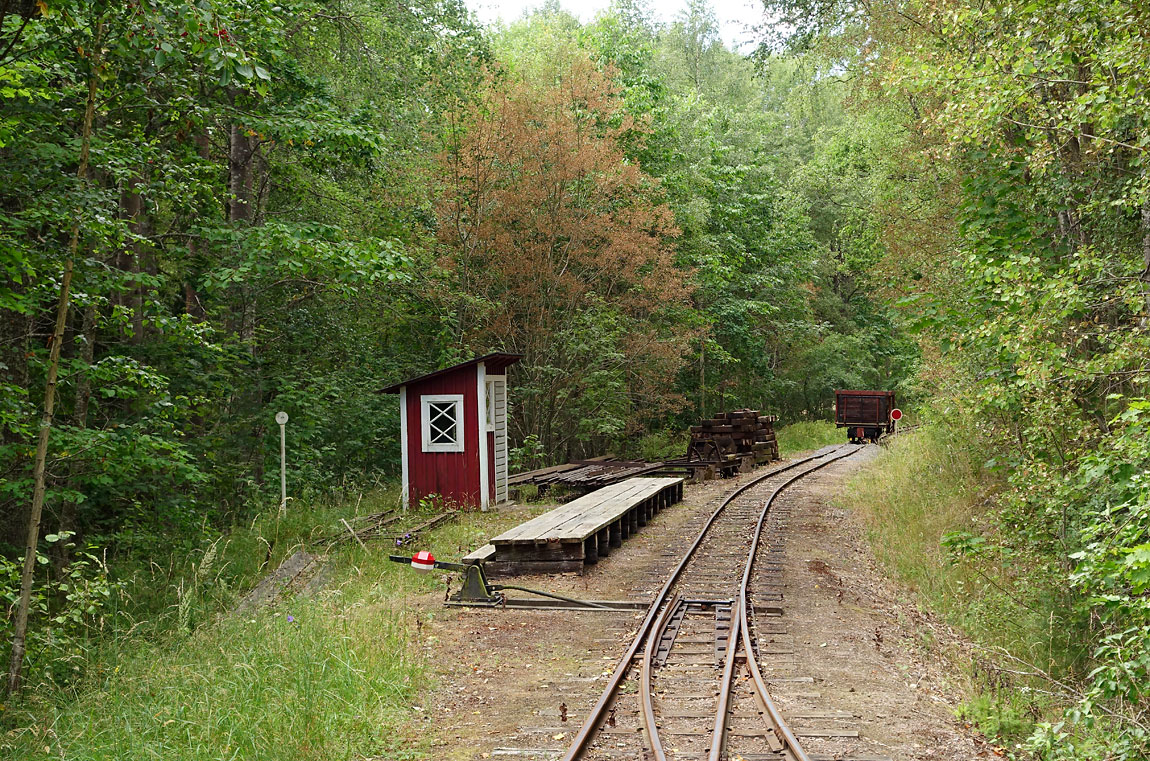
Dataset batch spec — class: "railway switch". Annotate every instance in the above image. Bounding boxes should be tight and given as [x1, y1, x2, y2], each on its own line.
[389, 553, 616, 610]
[389, 553, 504, 605]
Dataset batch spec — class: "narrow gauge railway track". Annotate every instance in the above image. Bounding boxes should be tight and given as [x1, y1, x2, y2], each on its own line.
[562, 444, 863, 761]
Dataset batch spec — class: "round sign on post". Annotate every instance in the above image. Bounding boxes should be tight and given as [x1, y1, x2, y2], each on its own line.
[411, 551, 436, 572]
[276, 411, 289, 517]
[890, 408, 903, 421]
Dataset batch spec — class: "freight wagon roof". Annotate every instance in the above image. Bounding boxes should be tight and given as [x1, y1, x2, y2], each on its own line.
[834, 389, 896, 396]
[379, 353, 523, 394]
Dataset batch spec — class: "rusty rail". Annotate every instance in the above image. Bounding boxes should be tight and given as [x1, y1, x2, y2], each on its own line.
[708, 596, 743, 760]
[724, 444, 863, 761]
[562, 444, 862, 761]
[559, 451, 833, 761]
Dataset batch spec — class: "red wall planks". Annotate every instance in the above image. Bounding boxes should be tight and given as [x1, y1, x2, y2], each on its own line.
[404, 365, 482, 508]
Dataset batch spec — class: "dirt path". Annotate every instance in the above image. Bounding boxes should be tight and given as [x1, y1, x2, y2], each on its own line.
[760, 446, 992, 760]
[401, 449, 990, 760]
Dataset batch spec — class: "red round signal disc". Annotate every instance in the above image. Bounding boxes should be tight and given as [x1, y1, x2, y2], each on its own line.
[411, 551, 435, 572]
[890, 408, 903, 421]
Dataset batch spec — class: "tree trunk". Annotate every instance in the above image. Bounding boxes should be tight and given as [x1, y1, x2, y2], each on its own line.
[59, 304, 97, 545]
[228, 124, 254, 223]
[119, 176, 144, 342]
[6, 18, 102, 697]
[699, 338, 706, 419]
[185, 131, 211, 319]
[1142, 197, 1150, 327]
[227, 121, 265, 484]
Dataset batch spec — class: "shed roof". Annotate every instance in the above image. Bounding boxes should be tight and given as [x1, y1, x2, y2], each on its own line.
[380, 353, 523, 394]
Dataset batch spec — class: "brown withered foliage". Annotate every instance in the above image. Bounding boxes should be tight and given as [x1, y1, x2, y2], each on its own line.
[436, 53, 695, 456]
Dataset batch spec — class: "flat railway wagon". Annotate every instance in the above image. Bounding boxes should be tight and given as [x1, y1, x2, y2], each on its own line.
[835, 389, 896, 443]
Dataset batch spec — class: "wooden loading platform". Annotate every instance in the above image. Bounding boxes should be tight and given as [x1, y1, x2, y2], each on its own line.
[464, 476, 684, 575]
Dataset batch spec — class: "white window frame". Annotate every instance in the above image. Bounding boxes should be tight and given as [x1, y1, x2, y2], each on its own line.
[421, 394, 465, 453]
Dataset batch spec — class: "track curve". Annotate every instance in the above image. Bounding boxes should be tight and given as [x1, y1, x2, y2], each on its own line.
[561, 444, 863, 761]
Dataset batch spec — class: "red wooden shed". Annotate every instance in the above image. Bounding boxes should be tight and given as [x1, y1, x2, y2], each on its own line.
[382, 353, 522, 511]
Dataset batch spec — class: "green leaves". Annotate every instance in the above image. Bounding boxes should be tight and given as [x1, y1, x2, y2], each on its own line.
[195, 222, 414, 295]
[1122, 545, 1150, 594]
[941, 530, 989, 560]
[771, 0, 1150, 753]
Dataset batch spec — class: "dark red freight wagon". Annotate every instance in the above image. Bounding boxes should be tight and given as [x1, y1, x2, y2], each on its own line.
[834, 389, 896, 443]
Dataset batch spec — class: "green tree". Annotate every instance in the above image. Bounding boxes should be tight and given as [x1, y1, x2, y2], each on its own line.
[0, 0, 483, 692]
[758, 0, 1150, 753]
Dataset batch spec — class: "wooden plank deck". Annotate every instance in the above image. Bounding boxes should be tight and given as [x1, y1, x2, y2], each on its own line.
[507, 455, 665, 493]
[483, 476, 684, 575]
[534, 461, 667, 491]
[462, 543, 496, 565]
[491, 479, 649, 543]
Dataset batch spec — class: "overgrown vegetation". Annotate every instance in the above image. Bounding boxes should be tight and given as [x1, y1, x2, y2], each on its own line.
[1, 490, 539, 758]
[776, 420, 842, 456]
[8, 0, 1148, 756]
[21, 606, 423, 760]
[764, 0, 1150, 754]
[850, 422, 1150, 755]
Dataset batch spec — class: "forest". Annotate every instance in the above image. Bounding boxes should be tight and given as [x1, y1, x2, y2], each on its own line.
[1, 0, 1148, 758]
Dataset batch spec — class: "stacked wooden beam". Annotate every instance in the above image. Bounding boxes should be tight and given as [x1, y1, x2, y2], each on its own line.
[686, 409, 779, 465]
[507, 454, 615, 488]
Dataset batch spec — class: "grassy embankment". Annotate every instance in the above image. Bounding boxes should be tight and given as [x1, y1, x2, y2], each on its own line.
[843, 425, 1086, 746]
[3, 491, 538, 761]
[776, 420, 844, 456]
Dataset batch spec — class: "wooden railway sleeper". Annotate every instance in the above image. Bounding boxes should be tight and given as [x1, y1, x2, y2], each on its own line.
[560, 447, 857, 761]
[714, 603, 733, 664]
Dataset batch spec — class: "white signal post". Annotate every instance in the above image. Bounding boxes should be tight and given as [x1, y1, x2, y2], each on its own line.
[890, 407, 903, 436]
[276, 411, 289, 517]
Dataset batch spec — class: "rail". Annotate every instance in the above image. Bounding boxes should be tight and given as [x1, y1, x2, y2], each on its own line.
[561, 444, 863, 761]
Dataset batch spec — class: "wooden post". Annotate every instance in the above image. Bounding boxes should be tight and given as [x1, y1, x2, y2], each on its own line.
[583, 536, 598, 565]
[277, 412, 288, 517]
[596, 528, 611, 558]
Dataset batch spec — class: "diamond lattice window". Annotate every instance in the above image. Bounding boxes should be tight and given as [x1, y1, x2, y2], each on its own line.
[427, 402, 457, 444]
[421, 395, 464, 452]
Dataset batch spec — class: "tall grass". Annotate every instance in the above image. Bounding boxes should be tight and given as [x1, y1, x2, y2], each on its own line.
[843, 425, 1089, 746]
[10, 604, 423, 760]
[104, 482, 407, 646]
[2, 487, 532, 760]
[844, 427, 1076, 657]
[845, 425, 984, 606]
[776, 420, 843, 455]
